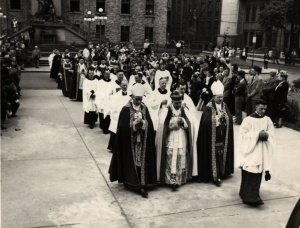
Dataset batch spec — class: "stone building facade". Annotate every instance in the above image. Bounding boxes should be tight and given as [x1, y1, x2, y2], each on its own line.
[168, 0, 299, 51]
[168, 0, 222, 49]
[239, 0, 299, 52]
[1, 0, 168, 46]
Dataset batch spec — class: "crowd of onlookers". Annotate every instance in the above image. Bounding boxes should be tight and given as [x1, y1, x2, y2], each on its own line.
[48, 41, 290, 130]
[0, 33, 31, 129]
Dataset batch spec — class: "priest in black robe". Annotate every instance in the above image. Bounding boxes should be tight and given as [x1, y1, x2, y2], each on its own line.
[109, 84, 157, 198]
[197, 80, 234, 186]
[50, 50, 62, 82]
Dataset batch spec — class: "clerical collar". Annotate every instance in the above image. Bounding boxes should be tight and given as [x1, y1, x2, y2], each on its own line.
[158, 88, 168, 94]
[103, 78, 111, 82]
[250, 112, 265, 118]
[133, 80, 145, 85]
[132, 103, 141, 111]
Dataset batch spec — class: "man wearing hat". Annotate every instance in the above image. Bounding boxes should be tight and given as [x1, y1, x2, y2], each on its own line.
[246, 65, 263, 116]
[274, 71, 289, 128]
[238, 99, 275, 206]
[197, 80, 234, 186]
[109, 84, 157, 198]
[156, 91, 198, 191]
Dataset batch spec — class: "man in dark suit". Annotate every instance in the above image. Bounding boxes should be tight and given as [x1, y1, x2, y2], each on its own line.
[262, 71, 280, 122]
[32, 46, 41, 68]
[246, 66, 263, 115]
[233, 70, 247, 125]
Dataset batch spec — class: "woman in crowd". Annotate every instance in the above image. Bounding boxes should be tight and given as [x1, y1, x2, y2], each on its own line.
[274, 71, 289, 128]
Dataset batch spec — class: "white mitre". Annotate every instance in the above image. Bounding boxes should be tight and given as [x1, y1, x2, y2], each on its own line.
[131, 83, 146, 97]
[211, 80, 224, 95]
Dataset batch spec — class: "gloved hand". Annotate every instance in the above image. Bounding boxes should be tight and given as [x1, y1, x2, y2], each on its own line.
[265, 171, 271, 181]
[258, 130, 269, 141]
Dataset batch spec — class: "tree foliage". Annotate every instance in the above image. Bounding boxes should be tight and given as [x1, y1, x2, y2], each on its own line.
[258, 0, 287, 31]
[285, 0, 300, 26]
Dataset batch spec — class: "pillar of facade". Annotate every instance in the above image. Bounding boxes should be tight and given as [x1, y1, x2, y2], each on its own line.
[217, 0, 240, 47]
[53, 0, 61, 17]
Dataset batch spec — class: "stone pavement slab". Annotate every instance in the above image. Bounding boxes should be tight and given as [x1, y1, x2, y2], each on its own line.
[1, 89, 130, 228]
[1, 88, 300, 228]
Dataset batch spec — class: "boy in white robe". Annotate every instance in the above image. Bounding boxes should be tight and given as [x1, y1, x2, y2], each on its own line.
[95, 69, 115, 133]
[83, 70, 98, 129]
[239, 99, 275, 206]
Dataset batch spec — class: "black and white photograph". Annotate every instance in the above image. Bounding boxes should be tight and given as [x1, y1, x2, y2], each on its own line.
[1, 0, 300, 227]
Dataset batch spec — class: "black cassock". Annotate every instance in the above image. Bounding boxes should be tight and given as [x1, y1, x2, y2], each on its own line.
[109, 102, 157, 190]
[50, 54, 62, 81]
[197, 100, 234, 183]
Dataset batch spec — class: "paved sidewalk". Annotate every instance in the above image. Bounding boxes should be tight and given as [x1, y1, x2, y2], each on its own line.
[22, 66, 51, 73]
[1, 86, 300, 227]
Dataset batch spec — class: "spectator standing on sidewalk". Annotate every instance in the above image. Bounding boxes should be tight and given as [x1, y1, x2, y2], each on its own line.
[263, 52, 269, 69]
[273, 49, 280, 64]
[291, 49, 297, 65]
[233, 70, 247, 125]
[274, 71, 289, 128]
[245, 66, 263, 116]
[32, 46, 41, 68]
[284, 49, 290, 65]
[268, 49, 273, 63]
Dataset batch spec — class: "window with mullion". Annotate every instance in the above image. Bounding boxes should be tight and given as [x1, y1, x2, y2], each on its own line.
[145, 27, 154, 42]
[121, 0, 131, 14]
[70, 0, 80, 12]
[10, 0, 21, 9]
[146, 0, 154, 15]
[121, 26, 130, 42]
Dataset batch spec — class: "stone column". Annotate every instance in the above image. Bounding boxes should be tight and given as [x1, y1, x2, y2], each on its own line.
[217, 0, 240, 47]
[31, 0, 38, 16]
[53, 0, 61, 17]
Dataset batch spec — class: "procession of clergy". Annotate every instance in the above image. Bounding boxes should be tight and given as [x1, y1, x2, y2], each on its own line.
[49, 44, 276, 206]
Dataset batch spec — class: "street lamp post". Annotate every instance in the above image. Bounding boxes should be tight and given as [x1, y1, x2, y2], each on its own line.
[84, 10, 95, 43]
[252, 35, 257, 67]
[0, 7, 7, 38]
[94, 8, 107, 45]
